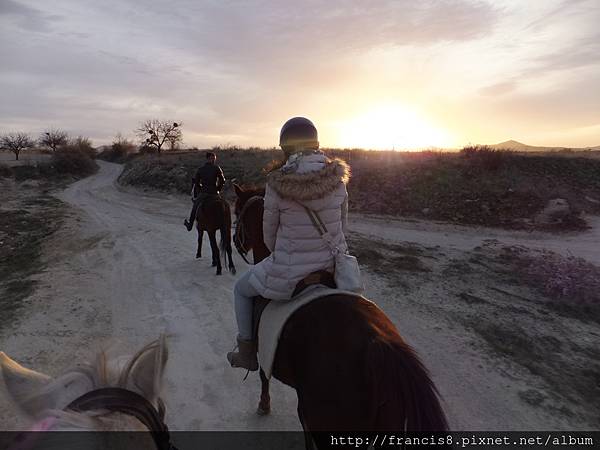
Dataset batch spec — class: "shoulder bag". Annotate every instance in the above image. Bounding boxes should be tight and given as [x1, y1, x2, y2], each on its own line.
[302, 206, 364, 294]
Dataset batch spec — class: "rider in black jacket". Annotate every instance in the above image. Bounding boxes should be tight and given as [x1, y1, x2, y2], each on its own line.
[184, 152, 226, 231]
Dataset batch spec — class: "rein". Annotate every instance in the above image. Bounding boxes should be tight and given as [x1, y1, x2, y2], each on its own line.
[234, 195, 264, 265]
[66, 387, 178, 450]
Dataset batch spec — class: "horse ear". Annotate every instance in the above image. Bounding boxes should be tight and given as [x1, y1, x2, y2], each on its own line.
[233, 183, 244, 197]
[126, 335, 168, 402]
[0, 351, 52, 416]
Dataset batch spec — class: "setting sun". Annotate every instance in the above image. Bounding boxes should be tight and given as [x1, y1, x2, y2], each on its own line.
[333, 103, 455, 150]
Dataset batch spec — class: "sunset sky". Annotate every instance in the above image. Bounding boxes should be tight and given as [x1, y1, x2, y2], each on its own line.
[1, 0, 599, 150]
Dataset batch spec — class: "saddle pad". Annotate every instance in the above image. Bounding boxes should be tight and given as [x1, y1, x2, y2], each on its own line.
[258, 287, 367, 379]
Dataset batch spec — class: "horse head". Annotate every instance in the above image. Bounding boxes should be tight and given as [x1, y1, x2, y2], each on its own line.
[0, 336, 174, 448]
[233, 184, 267, 264]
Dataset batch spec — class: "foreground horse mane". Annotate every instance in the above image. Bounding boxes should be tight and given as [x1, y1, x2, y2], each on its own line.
[0, 337, 167, 432]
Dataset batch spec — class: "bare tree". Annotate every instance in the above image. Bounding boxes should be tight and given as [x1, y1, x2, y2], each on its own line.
[1, 132, 35, 160]
[136, 120, 182, 154]
[166, 133, 182, 151]
[40, 128, 69, 152]
[112, 133, 136, 153]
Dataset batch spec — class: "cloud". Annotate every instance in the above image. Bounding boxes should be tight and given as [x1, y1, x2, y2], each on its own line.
[146, 0, 500, 70]
[479, 81, 517, 96]
[0, 0, 58, 32]
[0, 0, 598, 147]
[532, 33, 600, 73]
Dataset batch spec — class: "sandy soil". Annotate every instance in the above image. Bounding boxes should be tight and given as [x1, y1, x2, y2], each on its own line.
[1, 161, 598, 430]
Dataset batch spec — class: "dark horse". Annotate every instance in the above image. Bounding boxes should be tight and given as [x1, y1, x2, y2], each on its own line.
[195, 195, 236, 276]
[233, 185, 448, 444]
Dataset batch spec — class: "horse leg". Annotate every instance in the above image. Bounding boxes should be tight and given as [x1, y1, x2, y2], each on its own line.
[257, 368, 271, 415]
[222, 226, 236, 275]
[228, 244, 236, 275]
[208, 231, 222, 275]
[197, 229, 204, 258]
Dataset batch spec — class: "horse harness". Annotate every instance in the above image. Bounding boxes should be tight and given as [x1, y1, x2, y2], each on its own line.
[233, 195, 264, 265]
[66, 387, 178, 450]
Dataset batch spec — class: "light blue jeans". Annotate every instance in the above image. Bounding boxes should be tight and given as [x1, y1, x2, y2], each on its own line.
[234, 270, 260, 340]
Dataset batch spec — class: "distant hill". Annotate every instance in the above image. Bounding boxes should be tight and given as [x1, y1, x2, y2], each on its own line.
[489, 140, 598, 152]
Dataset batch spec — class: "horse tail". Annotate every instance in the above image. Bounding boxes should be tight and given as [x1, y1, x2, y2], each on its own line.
[219, 231, 227, 270]
[366, 338, 448, 432]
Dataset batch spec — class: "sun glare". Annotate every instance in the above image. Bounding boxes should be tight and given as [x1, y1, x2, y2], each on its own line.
[334, 104, 453, 150]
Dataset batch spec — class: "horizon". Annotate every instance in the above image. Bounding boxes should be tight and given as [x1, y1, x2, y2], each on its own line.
[1, 1, 599, 149]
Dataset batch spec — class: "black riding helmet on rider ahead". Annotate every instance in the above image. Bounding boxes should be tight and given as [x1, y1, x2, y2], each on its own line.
[279, 117, 319, 155]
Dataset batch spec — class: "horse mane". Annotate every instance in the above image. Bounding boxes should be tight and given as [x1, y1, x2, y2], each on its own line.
[240, 186, 265, 197]
[14, 338, 167, 432]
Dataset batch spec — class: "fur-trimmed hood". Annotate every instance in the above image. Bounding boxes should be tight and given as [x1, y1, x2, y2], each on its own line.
[267, 156, 350, 201]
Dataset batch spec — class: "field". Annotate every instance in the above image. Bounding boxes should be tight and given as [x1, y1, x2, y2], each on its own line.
[117, 147, 600, 230]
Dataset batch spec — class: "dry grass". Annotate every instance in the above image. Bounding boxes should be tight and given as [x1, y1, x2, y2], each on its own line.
[0, 181, 66, 334]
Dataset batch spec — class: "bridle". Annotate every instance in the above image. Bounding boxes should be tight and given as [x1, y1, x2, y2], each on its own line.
[66, 387, 178, 450]
[233, 195, 264, 265]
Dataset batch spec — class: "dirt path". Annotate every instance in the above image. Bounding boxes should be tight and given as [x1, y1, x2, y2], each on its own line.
[1, 161, 597, 430]
[0, 161, 299, 430]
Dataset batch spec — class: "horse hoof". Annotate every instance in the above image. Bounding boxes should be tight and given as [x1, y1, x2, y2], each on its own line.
[196, 254, 201, 259]
[230, 267, 237, 275]
[216, 270, 222, 276]
[256, 406, 271, 416]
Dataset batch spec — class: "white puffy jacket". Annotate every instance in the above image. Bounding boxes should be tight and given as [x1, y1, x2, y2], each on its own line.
[248, 152, 350, 300]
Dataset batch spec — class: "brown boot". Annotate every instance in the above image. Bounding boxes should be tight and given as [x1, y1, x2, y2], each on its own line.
[227, 337, 258, 371]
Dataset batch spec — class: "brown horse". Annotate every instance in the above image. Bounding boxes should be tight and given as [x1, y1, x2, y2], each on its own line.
[195, 195, 236, 276]
[233, 185, 448, 442]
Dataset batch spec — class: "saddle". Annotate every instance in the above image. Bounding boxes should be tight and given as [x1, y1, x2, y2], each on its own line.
[252, 270, 336, 340]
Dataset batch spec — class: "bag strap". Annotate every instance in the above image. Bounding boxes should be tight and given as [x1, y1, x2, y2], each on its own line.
[301, 206, 341, 255]
[302, 206, 328, 236]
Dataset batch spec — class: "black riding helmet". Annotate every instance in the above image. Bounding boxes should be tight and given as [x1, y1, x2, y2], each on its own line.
[279, 117, 319, 154]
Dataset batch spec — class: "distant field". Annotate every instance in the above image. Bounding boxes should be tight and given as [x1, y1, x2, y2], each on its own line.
[117, 147, 600, 231]
[0, 152, 51, 166]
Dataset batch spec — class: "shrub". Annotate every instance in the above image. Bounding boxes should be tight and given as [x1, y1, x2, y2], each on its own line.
[0, 165, 12, 178]
[60, 136, 97, 160]
[50, 148, 98, 177]
[97, 135, 137, 163]
[524, 253, 600, 306]
[139, 144, 158, 155]
[460, 145, 513, 172]
[503, 247, 600, 321]
[11, 165, 41, 181]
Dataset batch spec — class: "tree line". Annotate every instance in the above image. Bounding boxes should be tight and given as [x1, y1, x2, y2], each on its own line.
[0, 119, 184, 160]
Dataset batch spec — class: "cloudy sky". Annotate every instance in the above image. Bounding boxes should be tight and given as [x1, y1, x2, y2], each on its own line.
[1, 0, 599, 149]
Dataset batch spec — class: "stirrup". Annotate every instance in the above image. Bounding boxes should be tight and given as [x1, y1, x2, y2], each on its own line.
[228, 342, 254, 380]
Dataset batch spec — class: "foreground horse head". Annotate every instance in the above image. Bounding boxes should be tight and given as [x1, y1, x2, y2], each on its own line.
[233, 185, 449, 439]
[0, 336, 174, 449]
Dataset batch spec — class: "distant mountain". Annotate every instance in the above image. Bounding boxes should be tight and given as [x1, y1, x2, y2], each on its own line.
[489, 140, 598, 152]
[490, 140, 533, 150]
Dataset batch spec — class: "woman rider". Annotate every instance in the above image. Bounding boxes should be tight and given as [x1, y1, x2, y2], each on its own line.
[227, 117, 350, 371]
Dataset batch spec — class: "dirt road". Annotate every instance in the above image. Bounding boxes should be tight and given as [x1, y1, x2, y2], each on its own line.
[1, 161, 597, 430]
